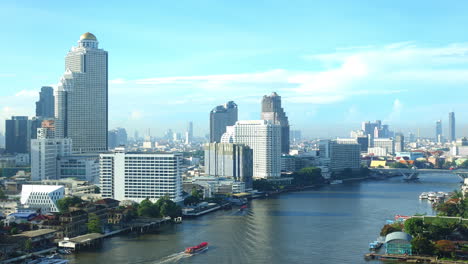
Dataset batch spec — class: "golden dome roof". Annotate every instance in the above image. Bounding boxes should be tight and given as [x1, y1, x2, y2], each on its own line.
[80, 32, 97, 41]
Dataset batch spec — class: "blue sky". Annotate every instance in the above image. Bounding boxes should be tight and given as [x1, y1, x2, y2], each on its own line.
[1, 0, 468, 138]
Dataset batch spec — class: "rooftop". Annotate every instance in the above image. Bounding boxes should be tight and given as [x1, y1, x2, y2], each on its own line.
[14, 229, 56, 238]
[80, 32, 97, 41]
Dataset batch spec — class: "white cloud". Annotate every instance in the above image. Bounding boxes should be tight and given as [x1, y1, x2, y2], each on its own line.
[110, 78, 126, 84]
[15, 90, 38, 97]
[387, 99, 404, 123]
[130, 110, 143, 120]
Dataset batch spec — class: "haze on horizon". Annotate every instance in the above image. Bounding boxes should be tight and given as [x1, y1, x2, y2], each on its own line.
[1, 0, 468, 138]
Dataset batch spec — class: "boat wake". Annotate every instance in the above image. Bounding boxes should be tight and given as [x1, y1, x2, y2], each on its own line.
[153, 252, 191, 264]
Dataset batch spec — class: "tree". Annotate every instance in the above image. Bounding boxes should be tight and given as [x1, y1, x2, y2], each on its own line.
[389, 162, 409, 169]
[10, 227, 18, 235]
[86, 213, 102, 233]
[57, 196, 84, 212]
[0, 189, 6, 199]
[137, 198, 160, 218]
[94, 186, 101, 194]
[24, 239, 33, 252]
[411, 236, 434, 255]
[293, 167, 323, 186]
[380, 223, 403, 236]
[158, 197, 182, 218]
[404, 218, 426, 237]
[434, 240, 456, 257]
[460, 160, 468, 169]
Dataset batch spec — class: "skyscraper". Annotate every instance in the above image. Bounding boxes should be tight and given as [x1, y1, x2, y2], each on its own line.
[55, 32, 108, 153]
[36, 86, 55, 118]
[261, 92, 290, 154]
[5, 116, 30, 154]
[210, 101, 238, 143]
[221, 120, 281, 179]
[435, 120, 442, 143]
[449, 112, 456, 142]
[185, 121, 193, 144]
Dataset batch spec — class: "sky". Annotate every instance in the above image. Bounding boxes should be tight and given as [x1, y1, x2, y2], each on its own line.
[1, 0, 468, 138]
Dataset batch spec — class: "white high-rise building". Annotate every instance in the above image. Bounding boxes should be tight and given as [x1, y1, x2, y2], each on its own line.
[20, 185, 65, 213]
[31, 138, 72, 181]
[100, 148, 183, 203]
[221, 120, 281, 179]
[55, 32, 108, 153]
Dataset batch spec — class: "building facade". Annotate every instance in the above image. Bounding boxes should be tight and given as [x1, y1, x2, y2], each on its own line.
[108, 127, 128, 149]
[209, 101, 238, 143]
[5, 116, 31, 154]
[55, 32, 108, 153]
[222, 120, 281, 179]
[31, 138, 72, 181]
[261, 92, 290, 154]
[435, 120, 442, 143]
[20, 185, 65, 213]
[373, 138, 395, 155]
[449, 112, 456, 142]
[36, 86, 55, 118]
[57, 154, 100, 183]
[204, 143, 253, 189]
[100, 148, 183, 203]
[319, 140, 361, 172]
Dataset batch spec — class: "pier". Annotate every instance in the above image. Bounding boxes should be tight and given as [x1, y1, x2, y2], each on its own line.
[365, 253, 468, 263]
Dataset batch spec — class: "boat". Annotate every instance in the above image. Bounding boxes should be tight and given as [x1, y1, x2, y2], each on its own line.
[369, 241, 383, 250]
[330, 180, 343, 185]
[185, 242, 208, 254]
[239, 205, 248, 211]
[427, 192, 437, 201]
[419, 192, 428, 199]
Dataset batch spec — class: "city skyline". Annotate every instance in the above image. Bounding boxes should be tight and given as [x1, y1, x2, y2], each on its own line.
[1, 1, 468, 137]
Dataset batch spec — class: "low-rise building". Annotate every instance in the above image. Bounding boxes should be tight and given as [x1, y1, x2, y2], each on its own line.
[20, 185, 64, 213]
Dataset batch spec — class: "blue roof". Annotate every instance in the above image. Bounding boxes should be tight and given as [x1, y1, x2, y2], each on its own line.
[9, 213, 37, 219]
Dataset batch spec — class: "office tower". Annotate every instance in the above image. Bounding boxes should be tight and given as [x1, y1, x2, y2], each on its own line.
[319, 140, 360, 172]
[0, 132, 4, 148]
[373, 138, 395, 154]
[36, 86, 55, 118]
[408, 132, 415, 143]
[164, 129, 173, 141]
[20, 185, 64, 213]
[204, 143, 253, 189]
[5, 116, 30, 154]
[435, 120, 442, 143]
[290, 130, 302, 144]
[210, 101, 238, 143]
[449, 112, 456, 142]
[261, 92, 290, 154]
[37, 120, 56, 139]
[100, 148, 183, 203]
[395, 134, 405, 152]
[362, 120, 381, 136]
[221, 120, 281, 179]
[108, 128, 127, 149]
[134, 130, 139, 141]
[356, 135, 369, 152]
[185, 121, 193, 144]
[57, 154, 99, 183]
[55, 32, 108, 153]
[31, 138, 72, 181]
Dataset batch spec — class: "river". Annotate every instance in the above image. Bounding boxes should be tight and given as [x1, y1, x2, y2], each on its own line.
[68, 173, 460, 264]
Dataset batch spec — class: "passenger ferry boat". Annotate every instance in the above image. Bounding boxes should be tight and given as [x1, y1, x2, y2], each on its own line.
[185, 242, 208, 254]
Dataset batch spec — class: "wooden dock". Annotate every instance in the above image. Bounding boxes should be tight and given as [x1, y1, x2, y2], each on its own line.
[365, 253, 468, 263]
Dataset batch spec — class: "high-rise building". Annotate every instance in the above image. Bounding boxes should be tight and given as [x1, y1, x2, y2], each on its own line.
[290, 130, 302, 144]
[449, 112, 456, 142]
[36, 86, 55, 118]
[362, 120, 381, 136]
[210, 101, 238, 143]
[55, 32, 108, 153]
[31, 138, 72, 181]
[395, 134, 405, 152]
[319, 140, 361, 172]
[108, 128, 127, 149]
[204, 143, 253, 189]
[435, 120, 442, 143]
[5, 116, 31, 154]
[185, 121, 193, 144]
[373, 138, 395, 154]
[261, 92, 290, 154]
[37, 120, 56, 139]
[221, 120, 281, 179]
[100, 148, 183, 203]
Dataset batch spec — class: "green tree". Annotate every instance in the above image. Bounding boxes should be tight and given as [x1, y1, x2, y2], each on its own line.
[24, 239, 33, 252]
[56, 196, 84, 212]
[434, 240, 456, 257]
[94, 186, 100, 194]
[158, 196, 182, 218]
[380, 223, 403, 236]
[389, 162, 409, 169]
[137, 198, 160, 217]
[404, 218, 426, 237]
[293, 167, 323, 186]
[0, 189, 6, 199]
[86, 213, 102, 233]
[253, 179, 277, 192]
[411, 236, 434, 255]
[10, 227, 18, 235]
[460, 160, 468, 169]
[184, 196, 200, 206]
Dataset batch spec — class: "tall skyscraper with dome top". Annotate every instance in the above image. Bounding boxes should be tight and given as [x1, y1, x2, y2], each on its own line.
[55, 32, 108, 153]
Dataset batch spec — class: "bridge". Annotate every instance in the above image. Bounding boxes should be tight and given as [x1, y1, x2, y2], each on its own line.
[370, 168, 468, 181]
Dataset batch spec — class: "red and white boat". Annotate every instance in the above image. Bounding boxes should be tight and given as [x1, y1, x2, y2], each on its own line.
[185, 242, 208, 254]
